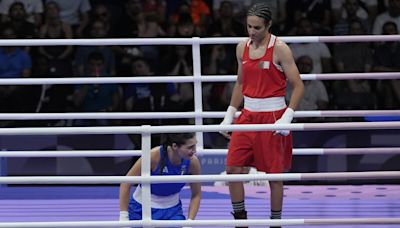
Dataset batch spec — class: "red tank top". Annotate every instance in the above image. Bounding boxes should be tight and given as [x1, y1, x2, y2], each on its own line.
[242, 35, 286, 98]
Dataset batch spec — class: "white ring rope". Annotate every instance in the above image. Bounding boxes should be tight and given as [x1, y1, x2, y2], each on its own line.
[0, 122, 399, 135]
[296, 110, 400, 118]
[1, 147, 400, 157]
[0, 72, 399, 85]
[301, 72, 400, 80]
[0, 110, 398, 120]
[0, 218, 400, 228]
[0, 171, 399, 184]
[0, 35, 399, 46]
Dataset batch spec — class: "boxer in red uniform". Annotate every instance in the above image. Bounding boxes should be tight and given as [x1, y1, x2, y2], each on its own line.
[220, 3, 304, 228]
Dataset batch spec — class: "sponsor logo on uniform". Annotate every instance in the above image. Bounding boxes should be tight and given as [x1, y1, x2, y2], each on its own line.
[181, 165, 187, 175]
[259, 61, 270, 69]
[162, 166, 169, 174]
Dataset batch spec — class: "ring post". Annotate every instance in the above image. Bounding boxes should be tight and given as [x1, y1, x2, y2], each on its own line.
[192, 37, 204, 152]
[0, 151, 6, 188]
[141, 125, 152, 227]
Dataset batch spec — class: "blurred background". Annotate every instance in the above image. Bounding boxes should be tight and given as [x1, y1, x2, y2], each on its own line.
[0, 0, 399, 185]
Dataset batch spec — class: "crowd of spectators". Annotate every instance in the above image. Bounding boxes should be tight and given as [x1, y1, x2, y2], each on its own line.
[0, 0, 399, 147]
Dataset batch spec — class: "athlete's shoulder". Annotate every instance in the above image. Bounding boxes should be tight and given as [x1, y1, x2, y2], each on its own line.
[189, 155, 201, 174]
[190, 155, 200, 163]
[236, 38, 249, 58]
[150, 146, 162, 164]
[274, 36, 290, 49]
[273, 37, 293, 58]
[237, 38, 249, 50]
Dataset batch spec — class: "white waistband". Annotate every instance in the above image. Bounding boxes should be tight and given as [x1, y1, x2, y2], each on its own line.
[133, 186, 180, 209]
[244, 96, 286, 112]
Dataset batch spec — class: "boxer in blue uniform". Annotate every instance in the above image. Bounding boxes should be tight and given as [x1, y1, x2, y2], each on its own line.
[119, 133, 201, 222]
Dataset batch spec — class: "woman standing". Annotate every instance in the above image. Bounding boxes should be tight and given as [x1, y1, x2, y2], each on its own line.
[220, 3, 304, 227]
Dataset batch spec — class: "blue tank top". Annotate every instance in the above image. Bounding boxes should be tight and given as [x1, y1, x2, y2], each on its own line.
[150, 145, 191, 196]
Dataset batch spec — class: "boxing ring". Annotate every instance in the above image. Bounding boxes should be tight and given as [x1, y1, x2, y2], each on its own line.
[0, 35, 400, 227]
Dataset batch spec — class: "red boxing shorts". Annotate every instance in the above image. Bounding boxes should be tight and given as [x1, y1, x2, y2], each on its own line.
[226, 108, 292, 173]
